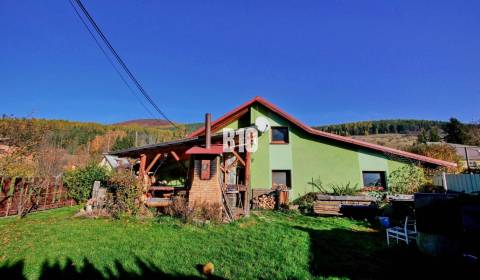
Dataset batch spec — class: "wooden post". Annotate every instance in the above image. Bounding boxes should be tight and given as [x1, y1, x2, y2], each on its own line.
[4, 178, 14, 217]
[223, 160, 228, 185]
[139, 154, 147, 179]
[58, 179, 64, 204]
[244, 151, 251, 216]
[17, 178, 27, 216]
[51, 177, 57, 204]
[43, 178, 49, 209]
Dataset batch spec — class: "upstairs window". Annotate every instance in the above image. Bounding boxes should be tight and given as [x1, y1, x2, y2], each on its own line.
[271, 127, 289, 144]
[362, 171, 386, 187]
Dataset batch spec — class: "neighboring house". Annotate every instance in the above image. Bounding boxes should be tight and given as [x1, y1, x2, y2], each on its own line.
[428, 142, 480, 169]
[99, 154, 131, 171]
[110, 97, 455, 203]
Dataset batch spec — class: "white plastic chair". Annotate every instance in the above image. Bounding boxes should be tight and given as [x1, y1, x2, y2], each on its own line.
[386, 216, 417, 246]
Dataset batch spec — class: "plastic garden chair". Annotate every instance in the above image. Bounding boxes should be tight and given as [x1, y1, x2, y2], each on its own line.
[386, 216, 417, 246]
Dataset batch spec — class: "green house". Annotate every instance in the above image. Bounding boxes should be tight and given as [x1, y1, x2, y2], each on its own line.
[187, 97, 454, 198]
[111, 97, 455, 210]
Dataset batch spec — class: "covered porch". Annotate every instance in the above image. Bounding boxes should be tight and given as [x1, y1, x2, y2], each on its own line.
[108, 117, 251, 221]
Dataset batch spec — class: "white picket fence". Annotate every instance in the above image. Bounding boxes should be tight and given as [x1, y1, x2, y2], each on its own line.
[433, 173, 480, 193]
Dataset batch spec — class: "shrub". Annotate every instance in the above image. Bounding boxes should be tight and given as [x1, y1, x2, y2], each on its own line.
[63, 164, 110, 203]
[197, 202, 223, 223]
[308, 178, 328, 193]
[165, 196, 195, 223]
[165, 197, 223, 223]
[308, 178, 359, 196]
[408, 144, 461, 174]
[329, 182, 360, 196]
[388, 164, 426, 194]
[105, 170, 141, 218]
[292, 192, 317, 214]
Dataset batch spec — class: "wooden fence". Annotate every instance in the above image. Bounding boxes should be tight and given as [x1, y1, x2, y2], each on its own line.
[433, 173, 480, 193]
[0, 177, 75, 217]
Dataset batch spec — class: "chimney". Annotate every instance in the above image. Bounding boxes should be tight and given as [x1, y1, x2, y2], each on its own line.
[205, 113, 211, 149]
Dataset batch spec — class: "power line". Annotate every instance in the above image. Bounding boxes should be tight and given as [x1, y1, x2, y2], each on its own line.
[73, 0, 177, 128]
[68, 0, 157, 120]
[70, 0, 178, 128]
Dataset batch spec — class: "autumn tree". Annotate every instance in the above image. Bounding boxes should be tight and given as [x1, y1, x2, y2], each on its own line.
[408, 143, 461, 173]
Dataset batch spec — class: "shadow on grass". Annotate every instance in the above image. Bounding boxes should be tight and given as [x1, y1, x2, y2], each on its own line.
[0, 257, 225, 280]
[295, 226, 480, 279]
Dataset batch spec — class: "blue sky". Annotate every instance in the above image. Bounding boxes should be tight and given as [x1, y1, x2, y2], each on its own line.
[1, 0, 479, 125]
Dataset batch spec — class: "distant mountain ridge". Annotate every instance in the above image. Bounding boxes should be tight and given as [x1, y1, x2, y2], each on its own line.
[314, 119, 447, 136]
[113, 119, 173, 127]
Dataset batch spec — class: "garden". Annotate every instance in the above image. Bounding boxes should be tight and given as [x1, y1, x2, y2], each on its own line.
[1, 163, 478, 279]
[1, 206, 478, 280]
[292, 164, 436, 220]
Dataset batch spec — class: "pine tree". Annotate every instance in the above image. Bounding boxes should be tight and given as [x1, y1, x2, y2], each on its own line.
[444, 118, 469, 144]
[111, 135, 136, 151]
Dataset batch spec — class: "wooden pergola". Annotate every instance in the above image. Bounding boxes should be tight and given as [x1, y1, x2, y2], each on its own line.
[109, 130, 251, 220]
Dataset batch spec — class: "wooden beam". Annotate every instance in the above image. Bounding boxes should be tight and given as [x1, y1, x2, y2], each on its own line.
[145, 153, 162, 173]
[170, 151, 180, 162]
[223, 160, 228, 185]
[170, 150, 187, 171]
[232, 150, 245, 166]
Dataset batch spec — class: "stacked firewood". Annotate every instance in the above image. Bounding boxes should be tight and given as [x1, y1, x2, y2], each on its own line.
[256, 194, 276, 209]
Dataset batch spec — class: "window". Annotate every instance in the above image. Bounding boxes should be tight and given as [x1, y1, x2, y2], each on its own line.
[362, 171, 386, 187]
[271, 127, 289, 144]
[272, 170, 291, 189]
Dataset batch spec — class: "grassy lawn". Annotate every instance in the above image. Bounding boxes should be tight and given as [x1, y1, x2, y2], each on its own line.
[0, 207, 475, 279]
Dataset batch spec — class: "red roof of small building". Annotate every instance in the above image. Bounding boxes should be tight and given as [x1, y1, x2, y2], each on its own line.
[188, 96, 456, 168]
[185, 145, 224, 155]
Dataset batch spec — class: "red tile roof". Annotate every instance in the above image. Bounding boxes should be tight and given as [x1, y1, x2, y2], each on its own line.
[189, 96, 456, 168]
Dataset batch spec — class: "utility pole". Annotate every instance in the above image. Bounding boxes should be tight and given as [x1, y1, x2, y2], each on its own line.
[465, 147, 471, 173]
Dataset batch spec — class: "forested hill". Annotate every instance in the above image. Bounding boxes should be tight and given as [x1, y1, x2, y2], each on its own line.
[0, 117, 200, 154]
[314, 119, 447, 136]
